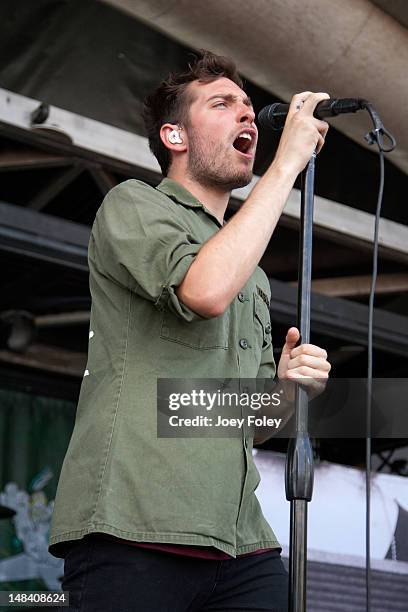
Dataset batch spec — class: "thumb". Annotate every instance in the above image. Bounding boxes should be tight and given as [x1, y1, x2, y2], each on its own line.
[282, 327, 300, 355]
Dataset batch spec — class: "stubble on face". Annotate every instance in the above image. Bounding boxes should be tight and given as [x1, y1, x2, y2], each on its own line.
[186, 127, 254, 191]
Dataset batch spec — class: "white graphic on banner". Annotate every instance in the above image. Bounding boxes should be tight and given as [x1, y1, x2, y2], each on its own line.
[0, 482, 63, 590]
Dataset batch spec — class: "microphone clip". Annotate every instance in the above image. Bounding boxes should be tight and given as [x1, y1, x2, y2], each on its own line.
[361, 101, 396, 153]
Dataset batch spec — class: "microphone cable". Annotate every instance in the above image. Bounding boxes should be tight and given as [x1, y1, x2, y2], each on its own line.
[360, 101, 395, 612]
[259, 97, 396, 611]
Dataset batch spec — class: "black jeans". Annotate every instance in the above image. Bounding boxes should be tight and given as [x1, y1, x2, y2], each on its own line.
[60, 535, 289, 612]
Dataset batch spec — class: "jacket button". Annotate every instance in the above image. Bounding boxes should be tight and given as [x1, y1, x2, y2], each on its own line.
[265, 323, 271, 334]
[239, 338, 249, 349]
[238, 292, 245, 302]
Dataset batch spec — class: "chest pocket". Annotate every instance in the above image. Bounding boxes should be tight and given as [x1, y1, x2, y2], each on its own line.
[253, 292, 271, 349]
[160, 309, 230, 350]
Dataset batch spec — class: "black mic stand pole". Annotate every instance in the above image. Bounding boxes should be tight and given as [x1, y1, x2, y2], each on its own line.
[285, 151, 316, 612]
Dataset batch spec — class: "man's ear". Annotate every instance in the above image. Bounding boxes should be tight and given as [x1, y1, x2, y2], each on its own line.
[160, 123, 187, 152]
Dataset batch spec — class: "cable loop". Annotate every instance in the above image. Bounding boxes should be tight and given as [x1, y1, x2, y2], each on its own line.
[360, 98, 395, 612]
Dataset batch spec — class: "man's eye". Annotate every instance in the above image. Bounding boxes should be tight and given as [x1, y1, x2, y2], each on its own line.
[214, 102, 227, 108]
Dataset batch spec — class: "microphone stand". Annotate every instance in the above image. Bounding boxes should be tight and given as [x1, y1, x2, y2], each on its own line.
[285, 151, 316, 612]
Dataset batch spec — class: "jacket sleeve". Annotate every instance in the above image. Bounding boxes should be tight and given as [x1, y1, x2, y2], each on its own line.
[91, 180, 207, 322]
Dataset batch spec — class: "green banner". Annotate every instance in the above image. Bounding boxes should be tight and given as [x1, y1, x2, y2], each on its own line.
[0, 388, 75, 601]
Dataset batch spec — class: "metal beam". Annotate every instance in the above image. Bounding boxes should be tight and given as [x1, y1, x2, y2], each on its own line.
[0, 149, 71, 171]
[87, 164, 118, 195]
[291, 273, 408, 297]
[1, 88, 408, 262]
[35, 311, 90, 327]
[29, 165, 83, 211]
[0, 344, 86, 378]
[0, 88, 160, 176]
[269, 278, 408, 357]
[0, 199, 90, 271]
[232, 177, 408, 264]
[0, 198, 407, 356]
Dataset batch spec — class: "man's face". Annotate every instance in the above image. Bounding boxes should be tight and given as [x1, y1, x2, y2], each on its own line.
[184, 77, 257, 191]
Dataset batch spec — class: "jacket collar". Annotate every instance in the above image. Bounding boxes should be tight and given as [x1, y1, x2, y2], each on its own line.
[156, 178, 224, 228]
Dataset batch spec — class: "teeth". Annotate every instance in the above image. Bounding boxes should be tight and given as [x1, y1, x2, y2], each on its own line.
[240, 133, 252, 140]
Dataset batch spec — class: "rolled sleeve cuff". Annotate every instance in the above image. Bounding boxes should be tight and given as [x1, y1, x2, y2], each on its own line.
[154, 243, 207, 322]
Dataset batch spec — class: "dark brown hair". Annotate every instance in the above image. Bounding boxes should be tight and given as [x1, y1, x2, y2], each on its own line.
[142, 50, 243, 176]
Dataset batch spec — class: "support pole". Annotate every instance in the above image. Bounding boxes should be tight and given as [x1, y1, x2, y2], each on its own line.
[285, 152, 316, 612]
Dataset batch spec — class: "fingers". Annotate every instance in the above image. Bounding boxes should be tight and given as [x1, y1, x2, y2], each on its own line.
[314, 118, 330, 138]
[287, 354, 331, 373]
[301, 91, 330, 115]
[287, 344, 331, 378]
[276, 90, 331, 175]
[284, 327, 300, 347]
[286, 366, 329, 379]
[313, 118, 329, 153]
[287, 92, 313, 118]
[286, 326, 300, 337]
[316, 133, 325, 154]
[289, 92, 330, 154]
[290, 343, 328, 360]
[280, 336, 331, 398]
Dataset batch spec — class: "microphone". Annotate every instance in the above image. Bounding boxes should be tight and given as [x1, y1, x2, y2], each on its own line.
[258, 98, 367, 131]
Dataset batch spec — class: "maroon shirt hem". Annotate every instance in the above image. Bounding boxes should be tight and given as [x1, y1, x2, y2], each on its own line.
[99, 534, 280, 560]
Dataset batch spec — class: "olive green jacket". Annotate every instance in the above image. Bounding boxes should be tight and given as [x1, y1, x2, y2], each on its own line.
[49, 178, 280, 558]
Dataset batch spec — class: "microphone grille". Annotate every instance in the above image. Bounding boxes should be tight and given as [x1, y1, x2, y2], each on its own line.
[258, 103, 288, 130]
[258, 103, 279, 128]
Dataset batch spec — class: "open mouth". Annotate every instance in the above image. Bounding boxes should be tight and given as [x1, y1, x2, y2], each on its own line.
[232, 131, 255, 156]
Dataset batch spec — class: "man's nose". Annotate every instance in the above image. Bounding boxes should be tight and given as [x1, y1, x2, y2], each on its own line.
[238, 105, 255, 125]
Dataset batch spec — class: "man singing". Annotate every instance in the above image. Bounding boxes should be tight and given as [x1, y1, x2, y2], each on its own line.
[49, 50, 331, 611]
